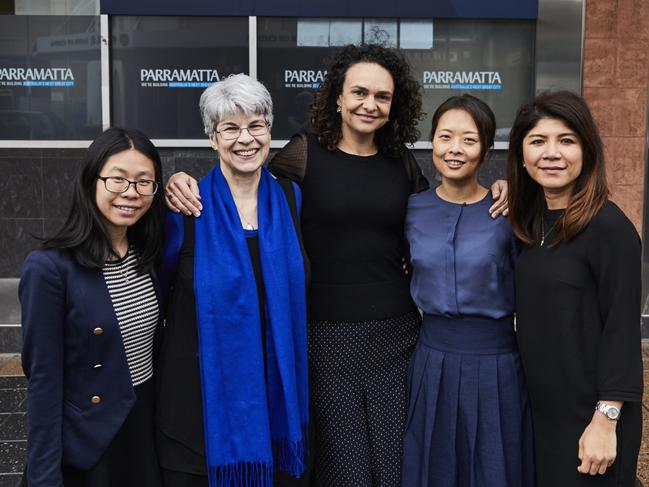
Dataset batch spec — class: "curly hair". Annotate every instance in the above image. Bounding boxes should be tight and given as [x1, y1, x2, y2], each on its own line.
[309, 44, 424, 158]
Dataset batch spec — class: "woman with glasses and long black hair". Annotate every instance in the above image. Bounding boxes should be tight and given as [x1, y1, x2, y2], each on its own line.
[19, 127, 165, 486]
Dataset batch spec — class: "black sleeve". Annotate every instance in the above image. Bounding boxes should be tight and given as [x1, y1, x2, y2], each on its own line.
[401, 149, 430, 194]
[275, 177, 310, 286]
[588, 203, 643, 402]
[268, 133, 308, 185]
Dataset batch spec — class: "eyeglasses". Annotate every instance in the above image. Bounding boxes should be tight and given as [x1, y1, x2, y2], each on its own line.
[214, 121, 269, 141]
[97, 176, 159, 196]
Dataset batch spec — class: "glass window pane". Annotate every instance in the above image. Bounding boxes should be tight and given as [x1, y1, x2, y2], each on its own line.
[258, 17, 332, 139]
[400, 20, 433, 49]
[329, 20, 362, 46]
[258, 17, 535, 141]
[404, 20, 535, 141]
[296, 20, 330, 47]
[364, 19, 397, 48]
[110, 16, 249, 139]
[15, 0, 99, 15]
[0, 15, 102, 139]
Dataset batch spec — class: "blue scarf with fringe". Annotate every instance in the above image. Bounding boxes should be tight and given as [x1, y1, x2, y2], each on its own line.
[194, 164, 308, 486]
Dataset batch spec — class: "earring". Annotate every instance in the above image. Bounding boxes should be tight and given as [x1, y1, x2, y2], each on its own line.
[522, 163, 526, 167]
[336, 106, 341, 113]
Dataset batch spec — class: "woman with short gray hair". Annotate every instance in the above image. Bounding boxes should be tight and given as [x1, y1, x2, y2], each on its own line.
[156, 73, 309, 487]
[198, 73, 274, 135]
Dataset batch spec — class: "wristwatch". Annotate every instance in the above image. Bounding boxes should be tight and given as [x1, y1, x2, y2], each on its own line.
[595, 401, 621, 420]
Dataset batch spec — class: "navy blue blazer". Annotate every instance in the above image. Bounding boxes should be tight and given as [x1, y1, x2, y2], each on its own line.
[19, 248, 161, 487]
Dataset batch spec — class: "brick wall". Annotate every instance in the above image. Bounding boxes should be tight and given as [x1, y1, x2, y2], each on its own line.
[583, 0, 649, 231]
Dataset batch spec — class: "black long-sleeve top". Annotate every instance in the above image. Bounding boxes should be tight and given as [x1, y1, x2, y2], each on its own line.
[270, 133, 428, 322]
[515, 201, 643, 486]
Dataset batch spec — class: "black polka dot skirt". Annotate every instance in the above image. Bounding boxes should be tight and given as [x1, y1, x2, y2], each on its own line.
[308, 310, 421, 487]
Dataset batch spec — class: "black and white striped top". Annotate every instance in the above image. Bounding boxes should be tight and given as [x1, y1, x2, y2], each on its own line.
[103, 248, 158, 386]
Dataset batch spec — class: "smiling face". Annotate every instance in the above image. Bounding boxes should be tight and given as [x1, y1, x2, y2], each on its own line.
[95, 148, 156, 240]
[336, 62, 394, 142]
[210, 111, 270, 181]
[431, 109, 483, 184]
[522, 117, 583, 208]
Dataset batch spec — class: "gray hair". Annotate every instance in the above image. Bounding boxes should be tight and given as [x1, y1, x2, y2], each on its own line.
[199, 74, 274, 135]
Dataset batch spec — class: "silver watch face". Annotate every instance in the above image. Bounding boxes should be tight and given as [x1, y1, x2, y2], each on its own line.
[606, 407, 621, 420]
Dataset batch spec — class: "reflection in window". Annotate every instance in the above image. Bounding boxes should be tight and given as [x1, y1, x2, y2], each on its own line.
[259, 17, 534, 141]
[364, 20, 397, 48]
[400, 21, 434, 49]
[297, 19, 362, 47]
[15, 0, 99, 15]
[110, 16, 249, 139]
[295, 18, 431, 49]
[404, 20, 535, 141]
[0, 15, 102, 139]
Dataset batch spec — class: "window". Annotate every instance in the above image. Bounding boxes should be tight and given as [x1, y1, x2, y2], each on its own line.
[257, 17, 535, 141]
[14, 0, 99, 15]
[404, 20, 535, 141]
[110, 16, 249, 139]
[0, 15, 102, 139]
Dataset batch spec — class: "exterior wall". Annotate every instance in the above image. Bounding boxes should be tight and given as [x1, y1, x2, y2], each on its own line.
[0, 147, 214, 277]
[5, 0, 646, 275]
[583, 0, 649, 231]
[0, 146, 508, 278]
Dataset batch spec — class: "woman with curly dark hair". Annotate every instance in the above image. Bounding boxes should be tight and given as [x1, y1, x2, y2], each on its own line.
[309, 43, 423, 158]
[165, 44, 508, 487]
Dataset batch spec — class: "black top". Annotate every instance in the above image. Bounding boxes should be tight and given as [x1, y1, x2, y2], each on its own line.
[270, 133, 427, 322]
[156, 217, 265, 474]
[515, 201, 643, 486]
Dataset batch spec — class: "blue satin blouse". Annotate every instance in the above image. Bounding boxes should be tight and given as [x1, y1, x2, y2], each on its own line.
[405, 188, 518, 319]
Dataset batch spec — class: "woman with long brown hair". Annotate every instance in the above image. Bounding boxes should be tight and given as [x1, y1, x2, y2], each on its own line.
[507, 91, 642, 486]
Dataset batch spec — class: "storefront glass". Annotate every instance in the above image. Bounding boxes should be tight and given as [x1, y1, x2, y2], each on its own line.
[0, 15, 102, 139]
[110, 16, 248, 139]
[257, 17, 535, 141]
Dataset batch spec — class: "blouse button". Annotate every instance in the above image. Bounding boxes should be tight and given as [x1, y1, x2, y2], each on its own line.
[90, 395, 102, 405]
[93, 327, 103, 336]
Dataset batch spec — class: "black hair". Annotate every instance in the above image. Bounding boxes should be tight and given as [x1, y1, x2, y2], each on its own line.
[430, 94, 496, 164]
[43, 127, 164, 273]
[507, 91, 608, 244]
[310, 44, 424, 158]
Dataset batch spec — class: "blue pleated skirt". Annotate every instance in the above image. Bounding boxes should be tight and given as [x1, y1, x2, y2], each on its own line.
[401, 315, 534, 487]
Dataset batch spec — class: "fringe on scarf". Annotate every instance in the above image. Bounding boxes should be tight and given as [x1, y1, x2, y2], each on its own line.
[208, 462, 273, 487]
[272, 436, 307, 478]
[207, 432, 309, 486]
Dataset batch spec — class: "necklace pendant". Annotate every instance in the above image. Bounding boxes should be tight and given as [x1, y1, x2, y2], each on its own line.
[540, 236, 545, 247]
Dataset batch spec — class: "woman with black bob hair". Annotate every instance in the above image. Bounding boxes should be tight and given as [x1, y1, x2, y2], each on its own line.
[20, 127, 164, 486]
[402, 94, 534, 486]
[164, 45, 509, 486]
[508, 91, 643, 486]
